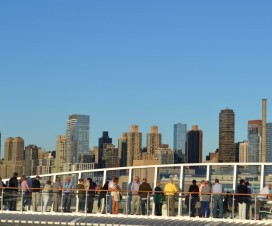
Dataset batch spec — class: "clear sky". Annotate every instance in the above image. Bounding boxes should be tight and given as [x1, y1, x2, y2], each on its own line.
[0, 1, 272, 159]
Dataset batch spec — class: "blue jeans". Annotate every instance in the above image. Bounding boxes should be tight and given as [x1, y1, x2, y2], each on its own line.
[78, 197, 85, 212]
[190, 196, 198, 217]
[213, 195, 223, 218]
[108, 193, 112, 214]
[63, 194, 71, 212]
[201, 201, 210, 217]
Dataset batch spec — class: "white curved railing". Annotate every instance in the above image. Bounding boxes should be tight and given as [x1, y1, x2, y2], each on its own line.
[1, 162, 272, 222]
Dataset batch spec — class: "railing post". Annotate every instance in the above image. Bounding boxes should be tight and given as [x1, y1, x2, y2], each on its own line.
[254, 195, 257, 221]
[61, 189, 64, 215]
[167, 195, 170, 217]
[20, 189, 23, 213]
[1, 188, 4, 213]
[126, 190, 128, 217]
[85, 190, 88, 216]
[105, 191, 108, 216]
[232, 192, 235, 221]
[189, 194, 191, 218]
[178, 165, 184, 216]
[210, 194, 213, 219]
[41, 189, 44, 214]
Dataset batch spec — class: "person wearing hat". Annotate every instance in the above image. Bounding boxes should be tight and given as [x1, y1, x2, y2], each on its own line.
[32, 175, 41, 211]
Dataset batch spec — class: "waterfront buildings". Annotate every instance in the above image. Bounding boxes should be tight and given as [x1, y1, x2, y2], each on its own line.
[219, 109, 235, 162]
[24, 144, 39, 176]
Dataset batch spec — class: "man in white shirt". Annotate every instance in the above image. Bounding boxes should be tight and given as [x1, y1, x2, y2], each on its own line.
[130, 176, 141, 215]
[256, 184, 271, 220]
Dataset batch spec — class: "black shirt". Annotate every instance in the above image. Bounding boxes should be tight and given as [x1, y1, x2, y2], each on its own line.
[32, 179, 41, 192]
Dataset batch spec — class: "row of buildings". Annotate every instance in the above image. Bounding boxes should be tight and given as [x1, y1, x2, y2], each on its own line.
[0, 99, 270, 178]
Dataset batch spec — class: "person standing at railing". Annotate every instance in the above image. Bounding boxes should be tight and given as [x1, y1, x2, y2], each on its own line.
[62, 176, 73, 213]
[8, 172, 18, 211]
[164, 179, 178, 217]
[108, 176, 116, 214]
[212, 179, 224, 218]
[32, 175, 41, 211]
[188, 180, 199, 217]
[98, 181, 109, 214]
[139, 178, 152, 215]
[256, 184, 271, 220]
[76, 178, 86, 213]
[42, 180, 52, 212]
[20, 175, 30, 211]
[130, 176, 141, 215]
[86, 178, 97, 213]
[245, 181, 252, 220]
[154, 181, 164, 216]
[52, 177, 62, 212]
[201, 181, 211, 218]
[198, 180, 206, 217]
[237, 179, 248, 220]
[109, 177, 121, 215]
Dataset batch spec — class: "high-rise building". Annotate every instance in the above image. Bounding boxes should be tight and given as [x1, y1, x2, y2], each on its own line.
[66, 114, 90, 167]
[248, 120, 262, 163]
[219, 109, 235, 162]
[127, 125, 142, 166]
[24, 144, 39, 176]
[55, 135, 67, 172]
[147, 126, 161, 160]
[173, 123, 187, 163]
[266, 123, 272, 163]
[186, 125, 203, 163]
[102, 143, 119, 168]
[98, 131, 112, 168]
[239, 141, 249, 163]
[154, 147, 174, 164]
[0, 137, 24, 178]
[118, 133, 128, 167]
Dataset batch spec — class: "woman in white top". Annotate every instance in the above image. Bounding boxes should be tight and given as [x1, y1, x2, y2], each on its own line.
[109, 178, 120, 214]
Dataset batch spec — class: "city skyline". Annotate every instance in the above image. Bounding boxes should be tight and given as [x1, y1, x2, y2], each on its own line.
[1, 1, 272, 158]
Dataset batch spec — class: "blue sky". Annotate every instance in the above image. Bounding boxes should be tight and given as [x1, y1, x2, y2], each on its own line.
[0, 1, 272, 159]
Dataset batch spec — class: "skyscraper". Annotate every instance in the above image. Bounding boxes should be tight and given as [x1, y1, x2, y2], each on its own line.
[147, 126, 161, 160]
[239, 141, 249, 163]
[66, 114, 90, 167]
[248, 120, 262, 163]
[24, 144, 39, 176]
[0, 137, 24, 178]
[55, 135, 67, 172]
[266, 123, 272, 163]
[186, 125, 203, 163]
[173, 123, 187, 163]
[118, 133, 128, 167]
[98, 131, 112, 168]
[127, 125, 142, 166]
[219, 109, 235, 162]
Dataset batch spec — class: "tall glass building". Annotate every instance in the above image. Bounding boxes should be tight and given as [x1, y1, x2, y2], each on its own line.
[173, 123, 187, 163]
[66, 114, 90, 165]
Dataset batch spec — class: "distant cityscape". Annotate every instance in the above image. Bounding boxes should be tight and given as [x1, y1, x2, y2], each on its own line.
[0, 99, 270, 179]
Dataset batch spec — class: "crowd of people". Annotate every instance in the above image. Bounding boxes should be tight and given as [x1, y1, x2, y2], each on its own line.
[0, 172, 271, 220]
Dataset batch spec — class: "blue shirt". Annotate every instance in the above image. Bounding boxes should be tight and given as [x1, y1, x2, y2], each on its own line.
[63, 181, 73, 194]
